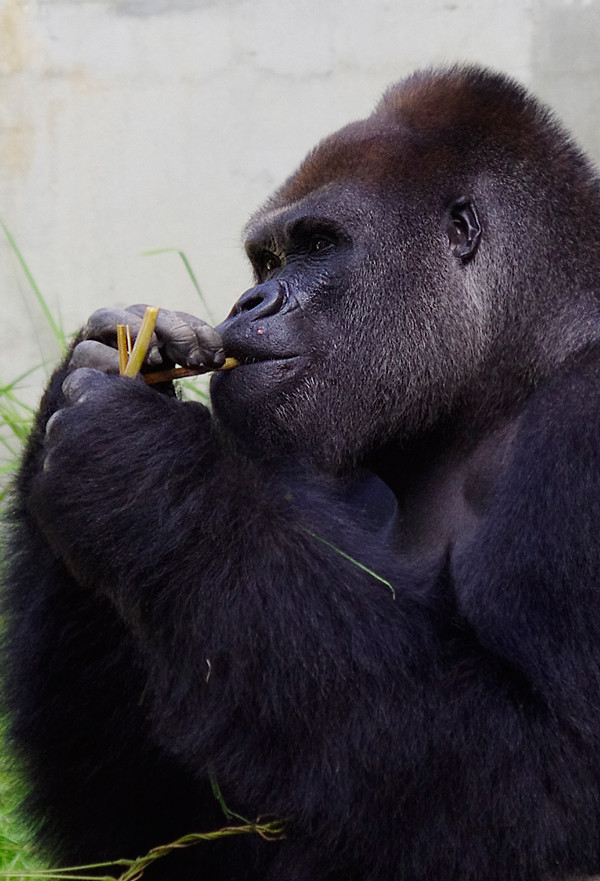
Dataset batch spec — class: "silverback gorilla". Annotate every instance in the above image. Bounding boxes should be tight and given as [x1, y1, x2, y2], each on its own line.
[5, 65, 600, 881]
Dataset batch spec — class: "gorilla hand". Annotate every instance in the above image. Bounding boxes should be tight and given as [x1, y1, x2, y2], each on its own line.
[37, 362, 214, 587]
[69, 305, 226, 376]
[43, 369, 118, 473]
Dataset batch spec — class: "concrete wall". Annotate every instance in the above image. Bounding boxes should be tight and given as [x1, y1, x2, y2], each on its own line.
[2, 0, 600, 403]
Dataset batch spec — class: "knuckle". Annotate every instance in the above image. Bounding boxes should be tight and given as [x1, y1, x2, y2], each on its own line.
[62, 367, 106, 404]
[69, 340, 119, 373]
[45, 409, 67, 439]
[85, 308, 116, 333]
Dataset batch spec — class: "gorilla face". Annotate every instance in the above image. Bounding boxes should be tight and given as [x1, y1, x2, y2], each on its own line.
[212, 164, 489, 472]
[211, 82, 515, 472]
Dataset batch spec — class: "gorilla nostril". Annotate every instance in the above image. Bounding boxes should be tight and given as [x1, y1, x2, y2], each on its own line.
[231, 283, 286, 320]
[236, 293, 264, 315]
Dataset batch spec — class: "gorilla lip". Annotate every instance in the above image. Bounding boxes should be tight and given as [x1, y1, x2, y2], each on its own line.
[219, 352, 301, 369]
[143, 357, 239, 385]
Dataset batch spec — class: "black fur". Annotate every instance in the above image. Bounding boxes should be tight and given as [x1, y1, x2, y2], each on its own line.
[5, 65, 600, 880]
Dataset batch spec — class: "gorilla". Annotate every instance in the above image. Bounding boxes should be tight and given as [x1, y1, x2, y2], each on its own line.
[5, 64, 600, 881]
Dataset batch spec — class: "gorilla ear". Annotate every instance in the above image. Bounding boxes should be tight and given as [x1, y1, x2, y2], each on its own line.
[447, 197, 481, 262]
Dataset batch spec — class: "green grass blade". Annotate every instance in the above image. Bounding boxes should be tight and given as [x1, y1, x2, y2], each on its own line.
[1, 221, 65, 349]
[302, 527, 396, 599]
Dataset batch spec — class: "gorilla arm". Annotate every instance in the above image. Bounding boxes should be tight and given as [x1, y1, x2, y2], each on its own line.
[22, 334, 600, 878]
[4, 317, 236, 865]
[27, 361, 438, 824]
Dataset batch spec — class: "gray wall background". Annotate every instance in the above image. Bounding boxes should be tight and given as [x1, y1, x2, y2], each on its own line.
[2, 0, 600, 402]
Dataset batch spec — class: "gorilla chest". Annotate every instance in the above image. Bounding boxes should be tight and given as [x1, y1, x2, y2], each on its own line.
[382, 418, 521, 566]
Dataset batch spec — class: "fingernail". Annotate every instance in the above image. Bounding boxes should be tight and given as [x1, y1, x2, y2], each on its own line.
[187, 348, 203, 367]
[213, 348, 226, 368]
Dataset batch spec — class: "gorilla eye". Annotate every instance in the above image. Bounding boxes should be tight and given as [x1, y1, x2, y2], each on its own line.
[263, 253, 281, 273]
[310, 236, 334, 253]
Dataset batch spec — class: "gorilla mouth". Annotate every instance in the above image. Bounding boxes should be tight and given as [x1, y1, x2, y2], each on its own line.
[218, 333, 301, 368]
[212, 350, 305, 390]
[215, 311, 302, 370]
[228, 352, 300, 367]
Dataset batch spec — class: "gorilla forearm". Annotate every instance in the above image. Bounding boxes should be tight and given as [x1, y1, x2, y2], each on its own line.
[5, 360, 220, 868]
[28, 368, 423, 676]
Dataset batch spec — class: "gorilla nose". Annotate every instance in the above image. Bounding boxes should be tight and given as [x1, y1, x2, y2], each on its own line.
[229, 281, 286, 321]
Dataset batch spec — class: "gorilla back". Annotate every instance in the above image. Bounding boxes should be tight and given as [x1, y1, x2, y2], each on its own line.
[5, 65, 600, 881]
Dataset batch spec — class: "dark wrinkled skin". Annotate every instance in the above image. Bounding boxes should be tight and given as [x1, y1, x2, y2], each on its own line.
[5, 65, 600, 881]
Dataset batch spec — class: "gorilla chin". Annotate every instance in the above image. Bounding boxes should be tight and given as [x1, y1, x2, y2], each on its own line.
[210, 354, 317, 456]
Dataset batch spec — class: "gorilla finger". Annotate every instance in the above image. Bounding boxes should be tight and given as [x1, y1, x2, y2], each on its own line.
[69, 340, 121, 374]
[62, 368, 116, 405]
[125, 304, 152, 318]
[126, 305, 224, 368]
[85, 308, 143, 343]
[43, 409, 75, 471]
[124, 304, 167, 366]
[85, 307, 162, 366]
[150, 309, 222, 369]
[174, 312, 226, 369]
[45, 408, 69, 441]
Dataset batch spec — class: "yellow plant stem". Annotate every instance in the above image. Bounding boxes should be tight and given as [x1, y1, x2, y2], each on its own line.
[116, 325, 130, 375]
[144, 357, 239, 385]
[122, 307, 159, 378]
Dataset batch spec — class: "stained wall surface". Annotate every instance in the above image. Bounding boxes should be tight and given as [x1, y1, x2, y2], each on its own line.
[1, 0, 600, 402]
